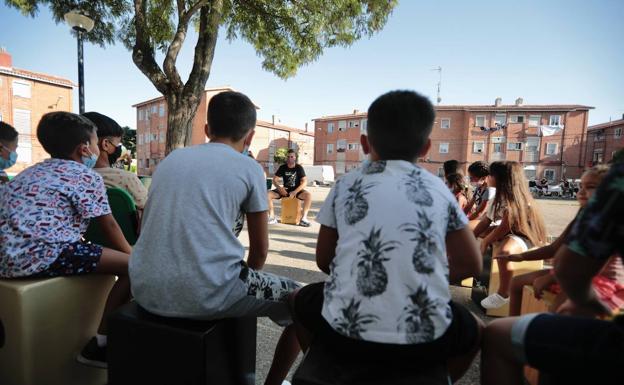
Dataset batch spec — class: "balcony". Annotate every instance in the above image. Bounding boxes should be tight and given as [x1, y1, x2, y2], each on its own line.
[523, 151, 539, 162]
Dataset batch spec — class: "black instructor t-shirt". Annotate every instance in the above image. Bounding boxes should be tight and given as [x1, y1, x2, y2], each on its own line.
[276, 164, 306, 192]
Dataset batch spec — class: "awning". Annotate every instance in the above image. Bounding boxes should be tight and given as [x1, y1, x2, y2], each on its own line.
[524, 165, 537, 171]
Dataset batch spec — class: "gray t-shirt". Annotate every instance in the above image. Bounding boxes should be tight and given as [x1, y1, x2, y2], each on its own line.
[129, 143, 268, 318]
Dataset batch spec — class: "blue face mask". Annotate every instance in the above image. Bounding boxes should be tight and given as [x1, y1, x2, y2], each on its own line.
[81, 144, 98, 169]
[0, 146, 17, 169]
[242, 145, 250, 156]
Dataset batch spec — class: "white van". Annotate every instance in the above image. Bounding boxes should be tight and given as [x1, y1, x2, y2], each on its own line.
[304, 165, 335, 186]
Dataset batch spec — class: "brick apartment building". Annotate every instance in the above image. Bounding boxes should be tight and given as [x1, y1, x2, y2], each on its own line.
[314, 98, 593, 181]
[584, 117, 624, 165]
[0, 49, 73, 174]
[133, 87, 314, 176]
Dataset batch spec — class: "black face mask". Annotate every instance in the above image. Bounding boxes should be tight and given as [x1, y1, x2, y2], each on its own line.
[108, 144, 123, 166]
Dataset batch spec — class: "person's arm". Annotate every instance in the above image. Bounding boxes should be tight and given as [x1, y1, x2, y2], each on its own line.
[463, 195, 476, 214]
[480, 213, 511, 255]
[316, 225, 338, 274]
[95, 214, 132, 254]
[468, 198, 488, 220]
[473, 216, 492, 238]
[447, 228, 482, 283]
[245, 211, 269, 270]
[273, 167, 287, 196]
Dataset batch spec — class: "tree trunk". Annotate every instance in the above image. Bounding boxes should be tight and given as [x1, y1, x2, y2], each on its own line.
[164, 92, 202, 154]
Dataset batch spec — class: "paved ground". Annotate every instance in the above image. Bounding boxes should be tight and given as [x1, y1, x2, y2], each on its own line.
[239, 187, 580, 385]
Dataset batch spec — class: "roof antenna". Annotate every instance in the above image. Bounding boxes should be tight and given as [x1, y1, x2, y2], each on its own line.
[431, 66, 442, 105]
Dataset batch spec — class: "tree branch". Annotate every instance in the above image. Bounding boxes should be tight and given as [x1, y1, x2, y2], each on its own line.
[184, 0, 223, 101]
[163, 0, 210, 92]
[132, 0, 169, 95]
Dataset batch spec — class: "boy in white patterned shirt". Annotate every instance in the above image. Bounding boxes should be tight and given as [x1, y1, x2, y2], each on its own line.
[292, 90, 483, 382]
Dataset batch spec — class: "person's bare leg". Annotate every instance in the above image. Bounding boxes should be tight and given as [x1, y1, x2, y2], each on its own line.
[268, 191, 278, 218]
[289, 290, 312, 352]
[481, 317, 524, 385]
[264, 324, 301, 385]
[447, 312, 484, 383]
[509, 270, 549, 316]
[495, 238, 525, 297]
[299, 191, 313, 220]
[94, 247, 131, 334]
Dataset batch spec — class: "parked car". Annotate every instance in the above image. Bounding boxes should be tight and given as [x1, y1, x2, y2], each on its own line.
[304, 165, 335, 186]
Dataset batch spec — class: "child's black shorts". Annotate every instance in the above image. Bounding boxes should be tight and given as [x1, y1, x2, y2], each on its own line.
[294, 282, 480, 365]
[33, 240, 102, 277]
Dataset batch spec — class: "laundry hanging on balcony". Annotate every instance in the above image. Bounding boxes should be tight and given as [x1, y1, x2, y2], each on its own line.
[538, 125, 564, 137]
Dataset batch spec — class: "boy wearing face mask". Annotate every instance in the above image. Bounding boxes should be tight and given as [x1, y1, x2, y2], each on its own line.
[83, 112, 148, 210]
[0, 121, 19, 183]
[0, 112, 132, 368]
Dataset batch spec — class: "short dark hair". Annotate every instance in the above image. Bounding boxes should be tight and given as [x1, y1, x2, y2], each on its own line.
[468, 161, 490, 178]
[208, 91, 256, 141]
[0, 121, 18, 143]
[287, 149, 296, 155]
[82, 112, 123, 138]
[443, 160, 460, 176]
[367, 90, 435, 160]
[37, 112, 96, 158]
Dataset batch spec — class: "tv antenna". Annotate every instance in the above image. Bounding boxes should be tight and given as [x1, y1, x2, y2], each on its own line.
[431, 66, 442, 105]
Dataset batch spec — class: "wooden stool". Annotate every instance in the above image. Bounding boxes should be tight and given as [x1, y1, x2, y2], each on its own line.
[0, 275, 115, 385]
[108, 302, 256, 385]
[280, 197, 302, 225]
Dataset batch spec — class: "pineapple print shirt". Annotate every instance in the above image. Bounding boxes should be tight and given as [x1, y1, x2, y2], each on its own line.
[317, 160, 468, 345]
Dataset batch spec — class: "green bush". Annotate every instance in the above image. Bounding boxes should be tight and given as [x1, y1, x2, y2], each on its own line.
[274, 147, 289, 164]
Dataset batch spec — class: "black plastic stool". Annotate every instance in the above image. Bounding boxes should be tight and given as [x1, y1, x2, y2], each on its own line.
[108, 302, 256, 385]
[292, 338, 450, 385]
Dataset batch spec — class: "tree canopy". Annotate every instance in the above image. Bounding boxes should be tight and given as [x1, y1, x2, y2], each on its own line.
[7, 0, 397, 153]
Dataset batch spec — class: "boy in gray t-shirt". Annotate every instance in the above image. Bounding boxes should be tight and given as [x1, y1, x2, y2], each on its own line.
[129, 91, 300, 385]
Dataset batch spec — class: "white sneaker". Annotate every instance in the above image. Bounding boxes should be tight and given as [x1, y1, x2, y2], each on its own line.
[268, 217, 278, 224]
[480, 293, 509, 309]
[282, 381, 292, 385]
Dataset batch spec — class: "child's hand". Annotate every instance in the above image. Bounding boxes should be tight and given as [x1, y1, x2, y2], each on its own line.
[494, 253, 524, 262]
[532, 275, 554, 299]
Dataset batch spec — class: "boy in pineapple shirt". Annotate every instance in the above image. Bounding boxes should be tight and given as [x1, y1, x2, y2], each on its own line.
[292, 90, 483, 382]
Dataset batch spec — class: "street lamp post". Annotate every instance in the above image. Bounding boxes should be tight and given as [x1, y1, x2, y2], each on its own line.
[64, 11, 94, 114]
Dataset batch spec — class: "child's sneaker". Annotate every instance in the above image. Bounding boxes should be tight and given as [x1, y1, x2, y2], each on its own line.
[299, 219, 311, 227]
[268, 217, 278, 225]
[77, 337, 107, 369]
[480, 293, 509, 309]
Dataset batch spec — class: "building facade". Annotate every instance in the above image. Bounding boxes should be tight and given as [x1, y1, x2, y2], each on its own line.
[585, 117, 624, 165]
[0, 49, 74, 174]
[134, 87, 314, 176]
[314, 99, 592, 181]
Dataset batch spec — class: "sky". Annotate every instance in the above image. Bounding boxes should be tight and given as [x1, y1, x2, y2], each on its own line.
[1, 0, 623, 129]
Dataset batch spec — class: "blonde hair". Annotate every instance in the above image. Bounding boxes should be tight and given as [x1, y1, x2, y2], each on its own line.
[490, 161, 547, 246]
[583, 164, 610, 180]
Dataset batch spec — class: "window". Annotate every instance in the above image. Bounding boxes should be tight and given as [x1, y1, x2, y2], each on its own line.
[338, 120, 347, 131]
[549, 115, 561, 126]
[159, 132, 165, 143]
[593, 149, 604, 164]
[493, 143, 503, 153]
[529, 115, 541, 127]
[526, 137, 540, 152]
[326, 143, 334, 154]
[440, 118, 451, 129]
[544, 169, 556, 181]
[495, 114, 506, 126]
[137, 134, 143, 145]
[159, 104, 165, 117]
[348, 120, 359, 128]
[473, 141, 485, 153]
[151, 105, 157, 114]
[507, 142, 523, 151]
[337, 139, 347, 152]
[475, 115, 486, 127]
[615, 127, 622, 139]
[347, 143, 358, 151]
[437, 167, 444, 177]
[12, 80, 31, 98]
[360, 119, 367, 133]
[144, 133, 150, 144]
[595, 130, 605, 141]
[510, 115, 525, 123]
[439, 143, 449, 153]
[327, 122, 334, 133]
[545, 143, 558, 155]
